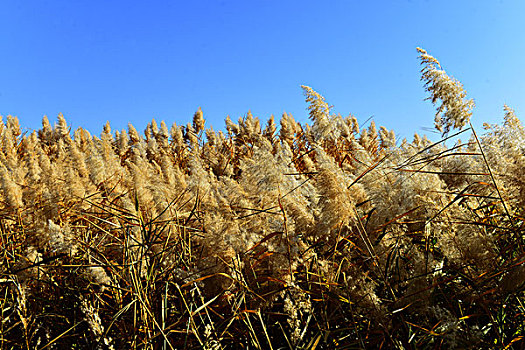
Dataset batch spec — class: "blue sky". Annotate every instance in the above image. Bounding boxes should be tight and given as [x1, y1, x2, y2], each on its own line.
[1, 0, 524, 142]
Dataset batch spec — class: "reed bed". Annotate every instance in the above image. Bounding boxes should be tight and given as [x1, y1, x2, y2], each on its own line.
[1, 49, 524, 349]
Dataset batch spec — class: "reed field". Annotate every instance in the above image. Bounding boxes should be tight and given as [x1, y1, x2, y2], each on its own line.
[1, 48, 524, 349]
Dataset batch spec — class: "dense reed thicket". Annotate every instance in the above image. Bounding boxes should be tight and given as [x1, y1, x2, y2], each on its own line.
[1, 49, 525, 349]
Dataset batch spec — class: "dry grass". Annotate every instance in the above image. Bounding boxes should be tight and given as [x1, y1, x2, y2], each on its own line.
[1, 48, 525, 349]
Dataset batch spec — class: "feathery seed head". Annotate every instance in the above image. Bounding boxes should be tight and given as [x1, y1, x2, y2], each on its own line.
[417, 47, 475, 136]
[193, 107, 206, 133]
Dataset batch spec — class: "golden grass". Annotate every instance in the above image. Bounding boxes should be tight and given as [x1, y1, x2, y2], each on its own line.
[1, 49, 524, 349]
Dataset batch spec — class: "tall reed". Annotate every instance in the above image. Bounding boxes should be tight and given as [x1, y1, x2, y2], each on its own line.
[1, 48, 524, 349]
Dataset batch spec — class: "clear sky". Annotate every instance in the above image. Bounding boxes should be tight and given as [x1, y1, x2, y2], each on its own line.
[1, 0, 524, 142]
